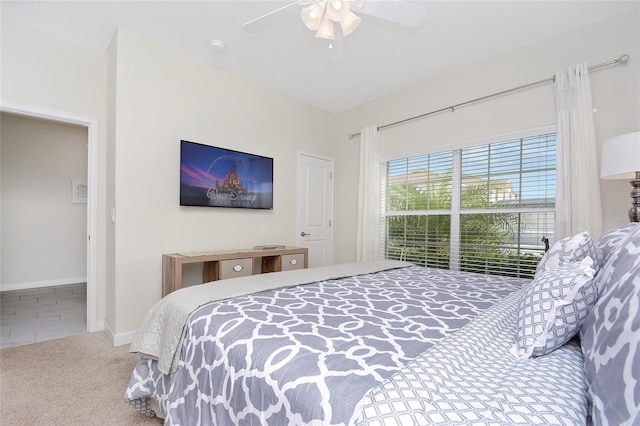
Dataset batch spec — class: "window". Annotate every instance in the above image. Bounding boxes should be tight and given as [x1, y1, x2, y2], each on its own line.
[382, 132, 556, 279]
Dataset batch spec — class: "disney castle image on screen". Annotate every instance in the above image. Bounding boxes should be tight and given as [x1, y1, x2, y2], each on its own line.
[180, 140, 274, 209]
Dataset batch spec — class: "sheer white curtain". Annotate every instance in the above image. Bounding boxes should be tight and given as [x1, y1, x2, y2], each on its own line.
[356, 125, 380, 261]
[553, 62, 603, 239]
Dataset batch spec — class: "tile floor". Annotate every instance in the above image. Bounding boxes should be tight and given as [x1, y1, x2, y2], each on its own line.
[0, 283, 87, 349]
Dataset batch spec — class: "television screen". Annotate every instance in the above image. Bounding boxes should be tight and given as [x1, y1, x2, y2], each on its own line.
[180, 140, 273, 209]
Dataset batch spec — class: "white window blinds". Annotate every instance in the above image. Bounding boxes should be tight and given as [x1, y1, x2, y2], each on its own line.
[381, 132, 556, 279]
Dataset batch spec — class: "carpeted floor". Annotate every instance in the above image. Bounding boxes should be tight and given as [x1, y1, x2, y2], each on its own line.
[0, 331, 163, 425]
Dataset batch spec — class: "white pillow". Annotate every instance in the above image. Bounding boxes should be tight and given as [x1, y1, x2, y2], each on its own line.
[512, 257, 597, 358]
[535, 231, 602, 277]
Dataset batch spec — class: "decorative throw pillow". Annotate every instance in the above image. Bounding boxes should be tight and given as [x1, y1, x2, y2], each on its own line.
[580, 224, 640, 425]
[535, 231, 602, 277]
[512, 257, 597, 359]
[596, 222, 640, 263]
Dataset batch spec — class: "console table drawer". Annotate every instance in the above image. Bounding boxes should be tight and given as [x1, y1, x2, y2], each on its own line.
[162, 246, 308, 296]
[281, 254, 305, 271]
[219, 258, 253, 279]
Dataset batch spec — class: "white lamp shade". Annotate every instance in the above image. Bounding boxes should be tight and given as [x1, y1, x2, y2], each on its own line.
[301, 3, 325, 31]
[315, 17, 335, 40]
[601, 131, 640, 179]
[340, 10, 361, 36]
[326, 0, 349, 22]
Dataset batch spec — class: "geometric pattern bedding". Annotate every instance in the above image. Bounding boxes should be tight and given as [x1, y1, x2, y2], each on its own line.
[125, 266, 527, 425]
[581, 224, 640, 425]
[513, 258, 597, 358]
[355, 286, 588, 426]
[535, 230, 602, 277]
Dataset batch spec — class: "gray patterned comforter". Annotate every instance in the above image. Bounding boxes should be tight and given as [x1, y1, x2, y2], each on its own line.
[125, 265, 527, 425]
[355, 286, 588, 425]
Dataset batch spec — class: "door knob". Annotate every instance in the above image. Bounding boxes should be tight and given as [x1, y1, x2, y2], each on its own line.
[300, 232, 311, 237]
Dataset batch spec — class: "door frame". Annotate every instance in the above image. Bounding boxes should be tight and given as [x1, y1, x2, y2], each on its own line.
[296, 151, 335, 266]
[0, 101, 100, 332]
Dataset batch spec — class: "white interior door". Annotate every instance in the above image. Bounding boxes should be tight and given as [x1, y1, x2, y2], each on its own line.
[297, 153, 333, 268]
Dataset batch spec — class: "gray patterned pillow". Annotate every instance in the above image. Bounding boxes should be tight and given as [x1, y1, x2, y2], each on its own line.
[512, 257, 597, 359]
[581, 224, 640, 425]
[596, 222, 640, 262]
[536, 231, 603, 277]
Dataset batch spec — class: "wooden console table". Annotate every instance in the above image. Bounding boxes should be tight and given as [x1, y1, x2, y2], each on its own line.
[162, 246, 308, 296]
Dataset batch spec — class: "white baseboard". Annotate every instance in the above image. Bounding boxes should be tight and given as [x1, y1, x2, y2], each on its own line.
[104, 320, 135, 347]
[1, 276, 87, 292]
[89, 319, 105, 333]
[114, 330, 136, 347]
[104, 321, 115, 344]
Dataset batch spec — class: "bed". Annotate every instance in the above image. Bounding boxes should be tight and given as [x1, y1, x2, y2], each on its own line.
[125, 223, 640, 425]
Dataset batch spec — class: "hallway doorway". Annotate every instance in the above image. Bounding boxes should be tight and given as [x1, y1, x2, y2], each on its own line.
[0, 105, 99, 335]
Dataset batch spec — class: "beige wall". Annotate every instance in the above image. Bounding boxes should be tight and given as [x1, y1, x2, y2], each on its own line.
[1, 21, 108, 323]
[0, 113, 87, 287]
[1, 8, 638, 340]
[105, 31, 119, 339]
[333, 10, 640, 263]
[108, 29, 337, 337]
[0, 21, 338, 341]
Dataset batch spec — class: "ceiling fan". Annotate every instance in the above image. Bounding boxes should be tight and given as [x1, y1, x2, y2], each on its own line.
[243, 0, 427, 40]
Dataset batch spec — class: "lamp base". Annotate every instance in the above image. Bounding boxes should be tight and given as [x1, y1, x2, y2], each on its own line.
[630, 179, 640, 223]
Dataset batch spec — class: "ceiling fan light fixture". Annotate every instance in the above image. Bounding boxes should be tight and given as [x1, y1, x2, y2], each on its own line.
[301, 2, 325, 31]
[340, 10, 361, 36]
[315, 16, 335, 40]
[325, 0, 349, 22]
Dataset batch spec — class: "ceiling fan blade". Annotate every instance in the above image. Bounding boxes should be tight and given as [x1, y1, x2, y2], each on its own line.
[359, 0, 427, 28]
[243, 1, 303, 33]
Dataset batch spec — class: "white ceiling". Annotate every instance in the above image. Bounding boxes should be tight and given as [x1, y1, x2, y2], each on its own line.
[2, 1, 638, 113]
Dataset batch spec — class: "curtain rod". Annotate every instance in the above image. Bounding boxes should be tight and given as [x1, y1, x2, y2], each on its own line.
[347, 54, 630, 139]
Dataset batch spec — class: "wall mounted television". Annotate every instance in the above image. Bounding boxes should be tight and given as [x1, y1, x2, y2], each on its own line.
[180, 140, 273, 209]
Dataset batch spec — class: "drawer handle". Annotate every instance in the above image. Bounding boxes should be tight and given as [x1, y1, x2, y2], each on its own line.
[233, 264, 243, 272]
[290, 259, 298, 266]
